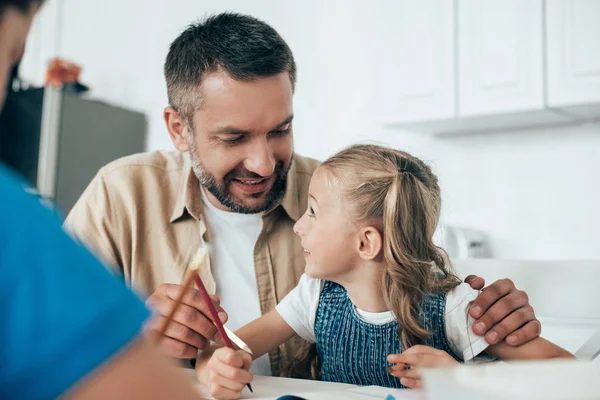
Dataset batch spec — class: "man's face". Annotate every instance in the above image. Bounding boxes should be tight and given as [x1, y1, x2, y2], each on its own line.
[0, 7, 35, 109]
[186, 70, 294, 214]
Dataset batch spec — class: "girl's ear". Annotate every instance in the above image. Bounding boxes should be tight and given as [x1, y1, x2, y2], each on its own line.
[357, 226, 383, 260]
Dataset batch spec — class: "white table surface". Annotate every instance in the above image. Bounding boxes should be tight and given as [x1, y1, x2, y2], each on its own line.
[193, 375, 423, 400]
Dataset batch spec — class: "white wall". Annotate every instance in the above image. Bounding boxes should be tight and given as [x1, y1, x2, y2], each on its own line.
[19, 0, 600, 260]
[378, 123, 600, 261]
[20, 0, 331, 154]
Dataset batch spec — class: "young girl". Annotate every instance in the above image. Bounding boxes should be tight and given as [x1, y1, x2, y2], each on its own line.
[196, 144, 573, 399]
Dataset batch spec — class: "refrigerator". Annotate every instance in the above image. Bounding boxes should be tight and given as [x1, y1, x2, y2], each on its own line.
[0, 86, 147, 214]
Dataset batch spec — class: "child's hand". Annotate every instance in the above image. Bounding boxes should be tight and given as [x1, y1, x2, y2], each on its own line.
[387, 345, 458, 389]
[197, 347, 253, 400]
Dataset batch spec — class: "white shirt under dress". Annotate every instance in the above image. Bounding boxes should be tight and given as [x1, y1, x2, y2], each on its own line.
[275, 274, 491, 362]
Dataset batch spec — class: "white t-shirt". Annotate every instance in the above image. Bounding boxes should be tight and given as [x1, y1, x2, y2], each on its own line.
[275, 274, 490, 362]
[200, 189, 272, 376]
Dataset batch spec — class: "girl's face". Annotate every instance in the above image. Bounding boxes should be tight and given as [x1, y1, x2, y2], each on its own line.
[293, 167, 360, 281]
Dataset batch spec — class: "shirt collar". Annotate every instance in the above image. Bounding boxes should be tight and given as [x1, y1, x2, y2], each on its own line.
[170, 153, 204, 223]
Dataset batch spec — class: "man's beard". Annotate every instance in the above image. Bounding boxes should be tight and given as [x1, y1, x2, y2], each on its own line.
[187, 130, 293, 214]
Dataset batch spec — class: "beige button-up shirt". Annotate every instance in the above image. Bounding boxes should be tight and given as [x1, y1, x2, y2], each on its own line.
[64, 150, 320, 376]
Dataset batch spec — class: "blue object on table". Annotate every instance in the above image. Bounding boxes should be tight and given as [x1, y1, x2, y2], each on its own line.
[276, 396, 309, 400]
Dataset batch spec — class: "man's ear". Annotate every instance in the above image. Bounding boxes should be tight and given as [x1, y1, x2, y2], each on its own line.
[164, 106, 189, 152]
[357, 226, 383, 261]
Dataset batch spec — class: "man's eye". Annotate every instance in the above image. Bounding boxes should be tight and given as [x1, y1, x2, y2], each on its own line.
[270, 128, 291, 137]
[219, 136, 244, 145]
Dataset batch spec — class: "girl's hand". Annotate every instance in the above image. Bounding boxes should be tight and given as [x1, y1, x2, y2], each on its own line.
[387, 345, 458, 389]
[197, 347, 253, 400]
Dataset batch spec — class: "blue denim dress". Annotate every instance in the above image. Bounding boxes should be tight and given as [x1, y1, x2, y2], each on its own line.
[314, 281, 462, 388]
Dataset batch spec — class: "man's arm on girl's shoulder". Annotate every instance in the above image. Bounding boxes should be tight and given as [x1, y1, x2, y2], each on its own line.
[465, 275, 541, 347]
[486, 337, 575, 361]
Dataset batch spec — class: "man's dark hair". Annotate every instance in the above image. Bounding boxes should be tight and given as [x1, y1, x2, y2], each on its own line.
[0, 0, 44, 16]
[164, 12, 296, 119]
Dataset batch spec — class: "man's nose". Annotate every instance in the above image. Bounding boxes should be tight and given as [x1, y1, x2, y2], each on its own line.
[243, 138, 276, 177]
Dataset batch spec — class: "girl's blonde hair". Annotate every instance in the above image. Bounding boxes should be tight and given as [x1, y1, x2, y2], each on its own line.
[285, 144, 460, 379]
[321, 143, 460, 349]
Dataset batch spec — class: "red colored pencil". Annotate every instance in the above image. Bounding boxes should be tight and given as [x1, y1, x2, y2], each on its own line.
[193, 274, 253, 393]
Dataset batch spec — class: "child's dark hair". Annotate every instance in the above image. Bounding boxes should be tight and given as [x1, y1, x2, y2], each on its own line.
[284, 144, 461, 379]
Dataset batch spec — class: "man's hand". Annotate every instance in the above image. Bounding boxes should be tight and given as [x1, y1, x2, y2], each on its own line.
[465, 275, 541, 347]
[388, 345, 458, 389]
[144, 283, 228, 359]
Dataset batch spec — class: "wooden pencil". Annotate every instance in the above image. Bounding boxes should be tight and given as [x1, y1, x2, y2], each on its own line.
[193, 273, 254, 393]
[156, 248, 207, 340]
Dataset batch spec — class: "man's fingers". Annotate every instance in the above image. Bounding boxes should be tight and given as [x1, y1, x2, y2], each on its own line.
[156, 336, 198, 359]
[464, 275, 485, 290]
[171, 302, 218, 339]
[157, 318, 209, 349]
[209, 294, 221, 305]
[208, 294, 228, 323]
[469, 278, 514, 319]
[152, 297, 219, 340]
[482, 305, 535, 344]
[472, 291, 529, 339]
[162, 284, 228, 324]
[506, 318, 542, 346]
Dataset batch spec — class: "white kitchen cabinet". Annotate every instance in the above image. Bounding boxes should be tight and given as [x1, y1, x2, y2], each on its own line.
[546, 0, 600, 116]
[458, 0, 545, 116]
[374, 0, 455, 124]
[383, 0, 600, 136]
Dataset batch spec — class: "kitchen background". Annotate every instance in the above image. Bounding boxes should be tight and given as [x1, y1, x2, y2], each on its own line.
[16, 0, 600, 260]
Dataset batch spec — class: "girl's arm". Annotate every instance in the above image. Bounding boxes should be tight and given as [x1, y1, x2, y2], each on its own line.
[486, 337, 575, 360]
[236, 308, 297, 359]
[197, 308, 296, 364]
